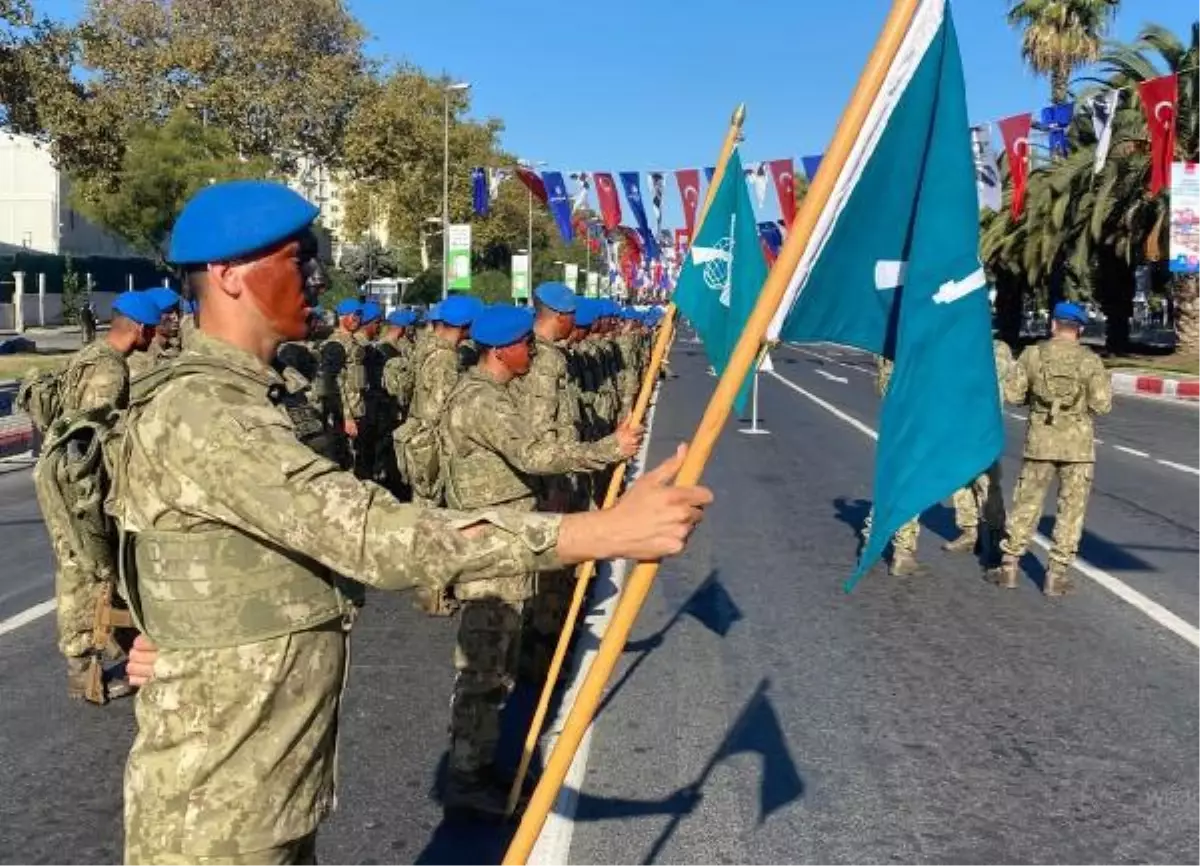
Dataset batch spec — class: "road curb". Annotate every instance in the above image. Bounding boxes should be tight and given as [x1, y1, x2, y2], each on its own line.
[1110, 370, 1199, 401]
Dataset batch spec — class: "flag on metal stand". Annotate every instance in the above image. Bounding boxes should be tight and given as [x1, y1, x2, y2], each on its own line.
[769, 0, 1002, 587]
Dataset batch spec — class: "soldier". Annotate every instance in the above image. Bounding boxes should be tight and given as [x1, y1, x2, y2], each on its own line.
[567, 298, 601, 442]
[439, 304, 642, 817]
[943, 336, 1015, 561]
[318, 298, 365, 470]
[36, 290, 158, 700]
[864, 355, 924, 577]
[79, 299, 97, 345]
[375, 308, 417, 494]
[127, 287, 182, 378]
[354, 301, 385, 480]
[988, 302, 1112, 595]
[111, 180, 708, 864]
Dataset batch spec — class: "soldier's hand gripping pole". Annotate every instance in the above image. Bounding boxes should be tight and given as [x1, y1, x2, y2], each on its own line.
[506, 102, 747, 818]
[504, 1, 923, 859]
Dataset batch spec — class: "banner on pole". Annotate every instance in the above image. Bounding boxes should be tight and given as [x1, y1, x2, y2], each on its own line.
[448, 224, 472, 291]
[511, 253, 531, 300]
[586, 271, 599, 298]
[564, 262, 580, 290]
[1170, 161, 1200, 274]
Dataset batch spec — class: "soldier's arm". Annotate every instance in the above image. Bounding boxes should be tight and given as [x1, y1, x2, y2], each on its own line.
[342, 344, 366, 419]
[422, 353, 459, 419]
[1002, 347, 1033, 405]
[1087, 357, 1114, 416]
[476, 393, 622, 476]
[76, 357, 129, 412]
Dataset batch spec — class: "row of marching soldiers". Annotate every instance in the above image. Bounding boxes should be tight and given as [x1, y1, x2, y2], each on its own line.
[276, 284, 660, 815]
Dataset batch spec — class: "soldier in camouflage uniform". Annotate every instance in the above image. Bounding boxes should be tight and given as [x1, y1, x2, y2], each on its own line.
[376, 308, 417, 494]
[943, 337, 1015, 562]
[127, 287, 183, 378]
[114, 181, 709, 863]
[36, 291, 158, 700]
[439, 304, 641, 817]
[566, 299, 602, 443]
[989, 302, 1112, 596]
[318, 298, 364, 471]
[353, 301, 385, 480]
[863, 355, 923, 576]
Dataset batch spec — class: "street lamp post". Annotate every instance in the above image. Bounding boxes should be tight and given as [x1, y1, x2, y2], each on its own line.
[519, 159, 547, 286]
[443, 81, 471, 300]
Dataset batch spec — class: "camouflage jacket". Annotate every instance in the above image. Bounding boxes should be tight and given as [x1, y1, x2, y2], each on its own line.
[1005, 337, 1111, 462]
[410, 333, 460, 424]
[126, 339, 173, 380]
[382, 338, 416, 413]
[509, 334, 580, 445]
[111, 329, 563, 858]
[318, 329, 365, 421]
[59, 340, 129, 415]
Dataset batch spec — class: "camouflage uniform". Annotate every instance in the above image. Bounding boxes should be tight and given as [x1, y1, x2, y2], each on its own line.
[402, 331, 460, 507]
[355, 331, 390, 481]
[994, 336, 1112, 591]
[40, 341, 130, 662]
[127, 339, 173, 379]
[318, 328, 364, 471]
[439, 367, 622, 802]
[110, 330, 565, 863]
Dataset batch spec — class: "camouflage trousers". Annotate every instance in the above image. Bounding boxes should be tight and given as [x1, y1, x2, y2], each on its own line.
[449, 598, 524, 775]
[952, 461, 1006, 531]
[49, 532, 103, 658]
[1000, 459, 1094, 568]
[126, 833, 316, 865]
[862, 510, 920, 555]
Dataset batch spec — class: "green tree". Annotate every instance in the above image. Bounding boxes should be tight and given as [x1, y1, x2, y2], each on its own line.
[69, 109, 271, 258]
[1007, 0, 1121, 103]
[472, 269, 511, 304]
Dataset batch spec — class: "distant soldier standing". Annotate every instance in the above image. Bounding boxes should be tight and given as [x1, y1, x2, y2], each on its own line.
[989, 302, 1112, 595]
[438, 305, 641, 817]
[319, 298, 365, 470]
[354, 301, 385, 480]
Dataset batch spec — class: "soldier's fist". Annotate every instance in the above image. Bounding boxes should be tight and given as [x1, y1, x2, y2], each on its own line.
[603, 443, 710, 560]
[613, 417, 645, 458]
[344, 418, 359, 439]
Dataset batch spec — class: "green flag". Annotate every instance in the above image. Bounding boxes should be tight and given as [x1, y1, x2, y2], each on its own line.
[672, 148, 769, 414]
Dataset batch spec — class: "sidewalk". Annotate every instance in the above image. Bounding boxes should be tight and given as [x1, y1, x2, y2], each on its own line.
[1109, 369, 1199, 402]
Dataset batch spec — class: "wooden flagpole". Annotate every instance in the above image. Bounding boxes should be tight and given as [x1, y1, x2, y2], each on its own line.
[504, 1, 923, 860]
[506, 104, 747, 817]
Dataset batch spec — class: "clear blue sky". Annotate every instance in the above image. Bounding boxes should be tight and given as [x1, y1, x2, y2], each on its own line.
[35, 0, 1198, 226]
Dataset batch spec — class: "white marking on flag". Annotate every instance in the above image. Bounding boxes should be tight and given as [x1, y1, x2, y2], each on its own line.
[874, 259, 906, 290]
[932, 267, 987, 304]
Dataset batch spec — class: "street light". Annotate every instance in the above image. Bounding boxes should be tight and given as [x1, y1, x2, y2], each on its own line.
[518, 158, 547, 287]
[443, 81, 471, 300]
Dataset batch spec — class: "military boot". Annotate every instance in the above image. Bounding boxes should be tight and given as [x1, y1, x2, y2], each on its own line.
[444, 768, 525, 821]
[65, 656, 93, 702]
[1043, 563, 1075, 597]
[889, 551, 927, 577]
[986, 555, 1019, 589]
[942, 527, 978, 554]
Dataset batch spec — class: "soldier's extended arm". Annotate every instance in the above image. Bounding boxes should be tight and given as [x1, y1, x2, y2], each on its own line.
[1087, 356, 1114, 417]
[1003, 347, 1033, 405]
[76, 356, 130, 413]
[476, 394, 622, 476]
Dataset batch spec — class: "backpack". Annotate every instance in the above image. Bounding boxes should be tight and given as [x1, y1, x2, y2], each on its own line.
[1033, 345, 1085, 422]
[394, 415, 442, 502]
[17, 368, 62, 433]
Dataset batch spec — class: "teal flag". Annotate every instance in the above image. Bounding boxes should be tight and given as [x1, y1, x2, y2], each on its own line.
[773, 0, 1003, 587]
[673, 148, 769, 414]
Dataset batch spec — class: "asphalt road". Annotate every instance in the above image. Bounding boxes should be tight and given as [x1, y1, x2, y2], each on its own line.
[0, 340, 1196, 864]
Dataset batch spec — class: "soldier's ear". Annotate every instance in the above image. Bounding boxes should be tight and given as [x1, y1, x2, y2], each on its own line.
[208, 262, 244, 300]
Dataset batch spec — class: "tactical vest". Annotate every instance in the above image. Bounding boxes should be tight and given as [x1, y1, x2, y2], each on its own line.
[271, 364, 339, 462]
[1030, 343, 1086, 423]
[113, 357, 351, 649]
[440, 377, 535, 512]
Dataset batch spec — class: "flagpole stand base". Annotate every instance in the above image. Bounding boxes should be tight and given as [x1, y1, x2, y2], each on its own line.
[737, 427, 771, 436]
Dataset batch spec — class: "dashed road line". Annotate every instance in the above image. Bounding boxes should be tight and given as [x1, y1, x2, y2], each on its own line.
[0, 598, 55, 638]
[765, 367, 1200, 649]
[781, 343, 874, 375]
[1113, 445, 1150, 459]
[1156, 459, 1200, 476]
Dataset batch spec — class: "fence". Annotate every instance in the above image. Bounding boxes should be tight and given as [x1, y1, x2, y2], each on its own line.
[0, 271, 175, 332]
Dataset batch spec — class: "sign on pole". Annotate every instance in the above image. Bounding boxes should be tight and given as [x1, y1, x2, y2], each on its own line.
[448, 224, 472, 291]
[585, 271, 599, 298]
[564, 262, 580, 290]
[512, 253, 531, 300]
[1169, 162, 1199, 274]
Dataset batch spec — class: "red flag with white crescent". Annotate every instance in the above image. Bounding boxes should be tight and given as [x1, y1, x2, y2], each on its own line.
[1138, 74, 1177, 196]
[675, 168, 702, 236]
[767, 158, 797, 229]
[515, 167, 548, 204]
[592, 172, 622, 231]
[998, 113, 1032, 219]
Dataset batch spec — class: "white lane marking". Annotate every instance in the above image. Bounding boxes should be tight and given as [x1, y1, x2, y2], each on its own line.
[1113, 445, 1150, 458]
[781, 343, 873, 376]
[1157, 459, 1200, 476]
[1005, 411, 1027, 421]
[529, 379, 663, 865]
[767, 368, 1200, 649]
[1093, 438, 1104, 445]
[815, 369, 849, 384]
[0, 598, 55, 638]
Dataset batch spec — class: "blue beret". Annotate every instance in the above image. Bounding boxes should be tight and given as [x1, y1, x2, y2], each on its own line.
[359, 301, 382, 324]
[112, 291, 162, 326]
[533, 281, 578, 314]
[387, 309, 416, 327]
[1052, 301, 1088, 325]
[167, 180, 320, 265]
[440, 294, 483, 328]
[143, 286, 180, 313]
[574, 298, 597, 328]
[471, 305, 535, 347]
[335, 298, 361, 317]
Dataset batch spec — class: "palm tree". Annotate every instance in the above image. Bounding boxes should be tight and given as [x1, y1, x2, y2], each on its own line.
[1008, 0, 1121, 103]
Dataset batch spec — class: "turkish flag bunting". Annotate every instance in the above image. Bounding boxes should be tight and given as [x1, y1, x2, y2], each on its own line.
[767, 159, 797, 229]
[515, 167, 548, 204]
[1138, 74, 1177, 195]
[998, 113, 1032, 219]
[592, 172, 623, 231]
[675, 168, 702, 236]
